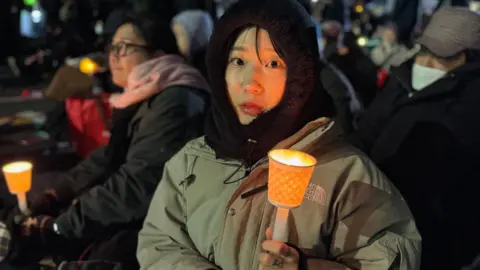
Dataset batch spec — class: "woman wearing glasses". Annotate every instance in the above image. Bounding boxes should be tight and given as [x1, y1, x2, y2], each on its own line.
[0, 13, 209, 269]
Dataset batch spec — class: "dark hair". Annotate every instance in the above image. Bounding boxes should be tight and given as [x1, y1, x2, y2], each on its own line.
[118, 12, 180, 55]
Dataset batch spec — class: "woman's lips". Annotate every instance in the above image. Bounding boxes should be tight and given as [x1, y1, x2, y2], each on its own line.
[239, 102, 263, 116]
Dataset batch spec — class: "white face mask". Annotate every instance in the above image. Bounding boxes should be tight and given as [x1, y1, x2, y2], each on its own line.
[411, 63, 447, 91]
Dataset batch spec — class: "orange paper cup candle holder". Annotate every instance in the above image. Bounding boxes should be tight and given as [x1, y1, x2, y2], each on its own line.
[268, 149, 317, 241]
[2, 161, 33, 214]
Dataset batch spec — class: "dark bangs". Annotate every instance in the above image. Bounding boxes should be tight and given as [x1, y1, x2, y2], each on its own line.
[224, 25, 285, 65]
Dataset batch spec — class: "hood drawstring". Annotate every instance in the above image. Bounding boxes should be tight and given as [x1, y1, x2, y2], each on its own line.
[223, 139, 257, 184]
[223, 138, 270, 200]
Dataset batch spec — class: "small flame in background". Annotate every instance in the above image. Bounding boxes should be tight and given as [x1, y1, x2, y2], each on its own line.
[80, 58, 99, 74]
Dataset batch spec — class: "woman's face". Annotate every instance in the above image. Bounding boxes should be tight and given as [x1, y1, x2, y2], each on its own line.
[109, 23, 151, 88]
[225, 27, 287, 125]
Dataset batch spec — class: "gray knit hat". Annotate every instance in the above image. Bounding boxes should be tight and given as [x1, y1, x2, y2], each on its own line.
[417, 7, 480, 58]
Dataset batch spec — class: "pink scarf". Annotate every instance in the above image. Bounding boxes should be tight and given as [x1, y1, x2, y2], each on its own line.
[109, 54, 209, 108]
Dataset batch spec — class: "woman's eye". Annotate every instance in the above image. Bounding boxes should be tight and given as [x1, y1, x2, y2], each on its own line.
[266, 60, 282, 68]
[229, 58, 245, 66]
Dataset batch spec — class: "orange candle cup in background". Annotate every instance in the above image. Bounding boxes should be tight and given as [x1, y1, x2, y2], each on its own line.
[268, 149, 317, 209]
[79, 58, 99, 75]
[2, 161, 32, 194]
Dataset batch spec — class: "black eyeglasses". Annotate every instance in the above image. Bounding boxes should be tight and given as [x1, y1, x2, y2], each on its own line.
[107, 41, 151, 57]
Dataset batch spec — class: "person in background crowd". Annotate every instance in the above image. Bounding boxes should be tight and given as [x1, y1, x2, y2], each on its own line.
[350, 7, 480, 270]
[0, 13, 209, 269]
[137, 0, 421, 269]
[298, 0, 362, 133]
[382, 0, 468, 45]
[323, 23, 378, 108]
[172, 10, 214, 79]
[321, 0, 350, 26]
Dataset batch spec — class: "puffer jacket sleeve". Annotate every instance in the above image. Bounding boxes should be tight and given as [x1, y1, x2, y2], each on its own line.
[137, 147, 220, 270]
[54, 87, 207, 240]
[311, 153, 422, 269]
[52, 147, 109, 204]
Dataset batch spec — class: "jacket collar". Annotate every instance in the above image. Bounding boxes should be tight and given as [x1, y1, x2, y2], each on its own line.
[187, 118, 342, 164]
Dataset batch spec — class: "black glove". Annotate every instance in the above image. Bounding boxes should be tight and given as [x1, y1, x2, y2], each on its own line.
[30, 189, 61, 216]
[6, 215, 69, 266]
[20, 215, 66, 247]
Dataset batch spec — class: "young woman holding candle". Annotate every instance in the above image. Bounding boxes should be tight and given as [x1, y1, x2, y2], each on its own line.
[137, 0, 421, 269]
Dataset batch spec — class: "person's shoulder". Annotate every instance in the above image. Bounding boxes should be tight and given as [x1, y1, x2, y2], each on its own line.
[183, 136, 207, 151]
[169, 136, 209, 159]
[164, 136, 211, 178]
[149, 85, 208, 108]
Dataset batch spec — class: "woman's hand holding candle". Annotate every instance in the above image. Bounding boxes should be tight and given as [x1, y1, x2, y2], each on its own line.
[259, 228, 299, 270]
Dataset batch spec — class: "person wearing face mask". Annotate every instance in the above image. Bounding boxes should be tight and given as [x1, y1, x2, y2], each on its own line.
[137, 0, 421, 269]
[350, 7, 480, 270]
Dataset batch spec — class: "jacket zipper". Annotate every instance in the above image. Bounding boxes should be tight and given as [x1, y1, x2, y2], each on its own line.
[216, 154, 269, 264]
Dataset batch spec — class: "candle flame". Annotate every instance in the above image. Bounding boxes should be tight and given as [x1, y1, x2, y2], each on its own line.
[269, 149, 316, 167]
[2, 161, 32, 173]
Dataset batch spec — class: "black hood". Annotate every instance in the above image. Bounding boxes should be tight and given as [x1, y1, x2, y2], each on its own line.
[205, 0, 334, 163]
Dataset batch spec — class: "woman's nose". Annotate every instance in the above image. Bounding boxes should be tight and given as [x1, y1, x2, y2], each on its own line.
[241, 64, 263, 94]
[244, 84, 262, 95]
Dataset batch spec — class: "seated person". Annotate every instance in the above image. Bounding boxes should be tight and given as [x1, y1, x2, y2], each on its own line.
[137, 0, 421, 269]
[349, 7, 480, 270]
[171, 9, 214, 79]
[0, 13, 209, 269]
